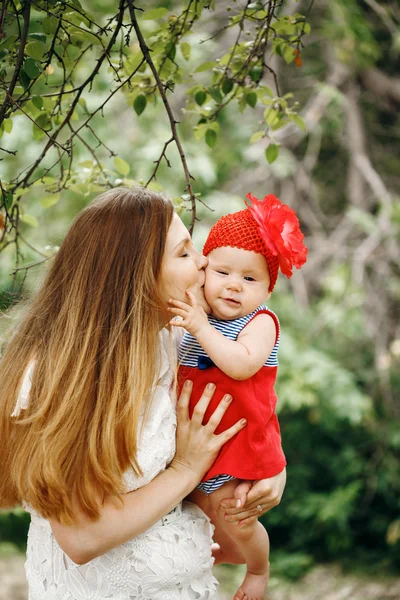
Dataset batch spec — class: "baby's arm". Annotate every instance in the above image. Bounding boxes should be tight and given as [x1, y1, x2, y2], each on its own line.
[169, 291, 276, 380]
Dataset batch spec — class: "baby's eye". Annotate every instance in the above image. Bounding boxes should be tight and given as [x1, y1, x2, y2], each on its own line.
[181, 252, 189, 258]
[217, 270, 228, 275]
[244, 276, 255, 282]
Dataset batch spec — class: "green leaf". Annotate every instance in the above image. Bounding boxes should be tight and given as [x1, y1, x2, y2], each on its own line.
[0, 35, 18, 50]
[40, 193, 60, 208]
[32, 96, 43, 110]
[271, 115, 287, 131]
[195, 90, 207, 106]
[133, 94, 147, 116]
[180, 42, 191, 61]
[25, 41, 46, 61]
[265, 143, 280, 164]
[283, 44, 296, 64]
[3, 118, 13, 134]
[2, 191, 13, 210]
[250, 131, 264, 143]
[19, 70, 31, 90]
[147, 181, 163, 192]
[194, 61, 217, 73]
[222, 79, 234, 95]
[32, 123, 45, 140]
[29, 33, 47, 43]
[205, 129, 217, 148]
[41, 16, 59, 34]
[36, 112, 52, 131]
[165, 41, 176, 61]
[238, 94, 247, 113]
[24, 58, 40, 79]
[246, 92, 257, 108]
[141, 8, 168, 20]
[261, 86, 273, 98]
[291, 113, 307, 132]
[20, 214, 39, 227]
[193, 123, 208, 141]
[249, 66, 263, 82]
[114, 157, 130, 176]
[208, 87, 222, 104]
[264, 107, 280, 127]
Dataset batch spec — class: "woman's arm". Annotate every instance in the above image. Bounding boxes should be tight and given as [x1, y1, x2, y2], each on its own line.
[50, 464, 197, 565]
[169, 291, 276, 380]
[50, 381, 247, 564]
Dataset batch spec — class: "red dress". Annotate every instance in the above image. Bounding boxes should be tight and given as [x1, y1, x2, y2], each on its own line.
[177, 306, 286, 485]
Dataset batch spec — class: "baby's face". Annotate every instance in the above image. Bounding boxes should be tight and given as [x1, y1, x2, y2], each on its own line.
[204, 246, 271, 320]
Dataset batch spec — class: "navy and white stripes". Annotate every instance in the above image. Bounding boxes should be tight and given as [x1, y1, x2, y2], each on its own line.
[197, 474, 235, 495]
[178, 305, 280, 368]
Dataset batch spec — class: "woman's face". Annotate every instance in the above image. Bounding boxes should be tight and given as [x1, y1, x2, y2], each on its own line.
[159, 214, 209, 322]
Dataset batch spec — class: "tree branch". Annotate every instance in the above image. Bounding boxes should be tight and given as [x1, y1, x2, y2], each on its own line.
[146, 137, 173, 187]
[0, 0, 30, 125]
[12, 0, 126, 191]
[127, 0, 197, 233]
[360, 67, 400, 105]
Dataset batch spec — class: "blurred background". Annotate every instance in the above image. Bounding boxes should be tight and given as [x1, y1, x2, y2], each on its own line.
[0, 0, 399, 598]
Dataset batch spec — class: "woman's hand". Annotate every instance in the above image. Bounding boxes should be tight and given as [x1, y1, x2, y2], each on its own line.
[170, 380, 247, 484]
[219, 468, 287, 528]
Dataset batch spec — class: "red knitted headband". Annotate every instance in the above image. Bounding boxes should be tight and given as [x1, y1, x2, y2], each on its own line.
[203, 193, 308, 292]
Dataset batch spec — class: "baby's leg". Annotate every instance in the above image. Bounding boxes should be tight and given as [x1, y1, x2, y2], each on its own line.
[191, 481, 270, 600]
[188, 487, 246, 564]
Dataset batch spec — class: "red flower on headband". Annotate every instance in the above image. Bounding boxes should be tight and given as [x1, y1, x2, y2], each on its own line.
[245, 193, 308, 278]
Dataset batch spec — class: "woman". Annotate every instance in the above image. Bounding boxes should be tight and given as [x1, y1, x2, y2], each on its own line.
[0, 187, 286, 599]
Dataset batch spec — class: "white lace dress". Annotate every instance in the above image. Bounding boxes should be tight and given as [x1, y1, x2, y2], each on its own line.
[15, 329, 220, 600]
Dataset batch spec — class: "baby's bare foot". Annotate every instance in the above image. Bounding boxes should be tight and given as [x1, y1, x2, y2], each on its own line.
[233, 568, 270, 600]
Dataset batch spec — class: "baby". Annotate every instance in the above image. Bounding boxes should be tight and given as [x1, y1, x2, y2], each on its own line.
[169, 193, 307, 600]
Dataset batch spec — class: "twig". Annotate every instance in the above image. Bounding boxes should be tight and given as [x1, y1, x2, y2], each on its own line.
[11, 255, 52, 277]
[1, 83, 70, 153]
[13, 0, 126, 191]
[0, 0, 31, 124]
[0, 146, 17, 155]
[146, 137, 173, 186]
[18, 232, 50, 257]
[127, 0, 197, 233]
[0, 0, 8, 40]
[68, 122, 111, 185]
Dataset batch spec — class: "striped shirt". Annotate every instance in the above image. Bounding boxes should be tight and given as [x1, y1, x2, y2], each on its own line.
[178, 304, 280, 368]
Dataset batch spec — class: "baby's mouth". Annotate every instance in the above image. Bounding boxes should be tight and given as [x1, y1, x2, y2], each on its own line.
[223, 298, 240, 306]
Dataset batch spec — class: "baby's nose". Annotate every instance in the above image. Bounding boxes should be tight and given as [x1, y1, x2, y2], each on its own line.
[227, 278, 241, 291]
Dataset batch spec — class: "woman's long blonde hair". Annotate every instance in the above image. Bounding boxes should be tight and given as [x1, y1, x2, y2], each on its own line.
[0, 187, 174, 524]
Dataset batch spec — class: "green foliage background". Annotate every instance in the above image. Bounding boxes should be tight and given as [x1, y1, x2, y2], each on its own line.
[1, 0, 399, 582]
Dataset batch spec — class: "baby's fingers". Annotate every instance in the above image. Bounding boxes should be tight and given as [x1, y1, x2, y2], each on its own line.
[168, 306, 189, 319]
[169, 318, 185, 328]
[185, 289, 198, 307]
[233, 480, 252, 509]
[168, 298, 190, 310]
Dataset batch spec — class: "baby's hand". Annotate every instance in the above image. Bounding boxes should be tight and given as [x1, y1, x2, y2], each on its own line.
[168, 290, 210, 337]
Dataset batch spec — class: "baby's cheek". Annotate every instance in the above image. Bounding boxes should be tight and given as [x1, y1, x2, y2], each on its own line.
[202, 277, 215, 314]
